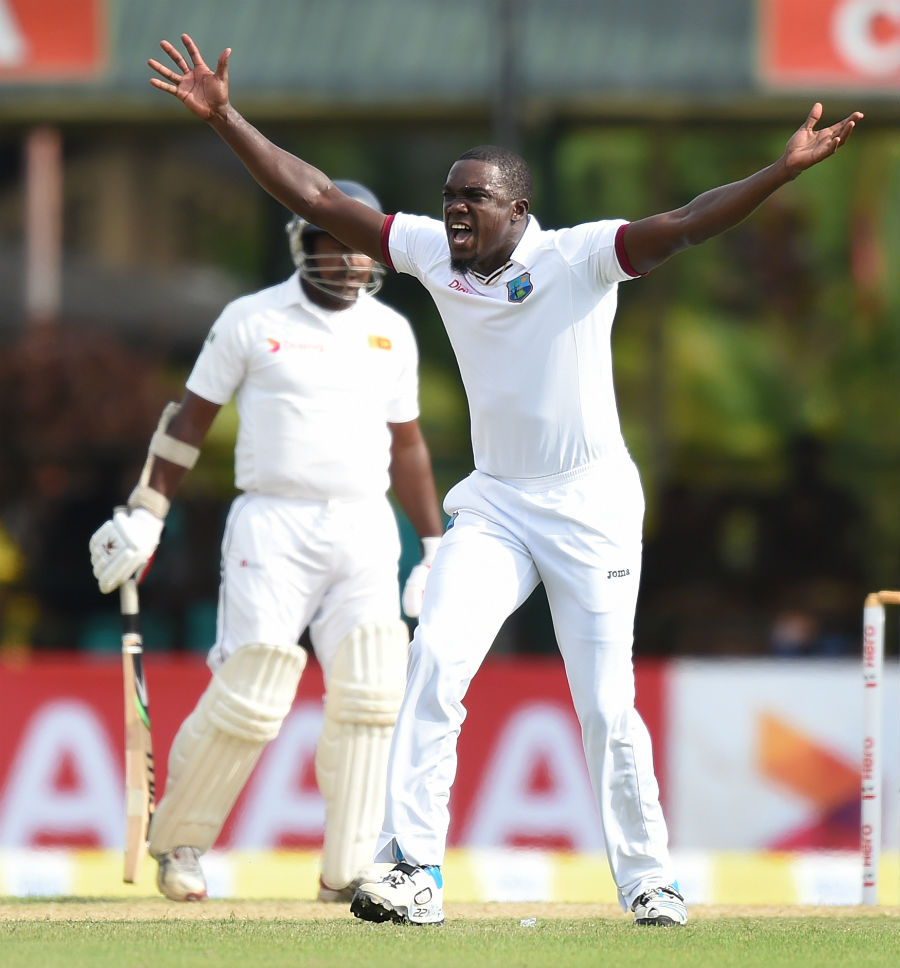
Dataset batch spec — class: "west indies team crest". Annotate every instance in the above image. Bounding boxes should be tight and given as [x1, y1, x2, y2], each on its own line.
[507, 271, 533, 302]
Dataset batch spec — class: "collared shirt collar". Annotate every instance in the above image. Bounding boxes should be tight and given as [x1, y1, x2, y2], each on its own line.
[509, 214, 543, 267]
[468, 215, 542, 286]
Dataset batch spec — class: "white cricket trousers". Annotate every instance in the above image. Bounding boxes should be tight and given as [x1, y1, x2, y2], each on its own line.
[207, 491, 402, 678]
[375, 457, 675, 910]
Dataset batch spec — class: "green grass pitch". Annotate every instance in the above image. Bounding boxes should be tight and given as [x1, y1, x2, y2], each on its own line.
[1, 900, 898, 968]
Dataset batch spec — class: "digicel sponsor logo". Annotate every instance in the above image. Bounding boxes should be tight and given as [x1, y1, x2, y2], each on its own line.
[0, 0, 105, 79]
[760, 0, 900, 88]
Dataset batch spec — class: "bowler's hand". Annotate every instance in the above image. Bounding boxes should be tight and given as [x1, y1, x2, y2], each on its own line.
[783, 103, 864, 177]
[149, 33, 231, 121]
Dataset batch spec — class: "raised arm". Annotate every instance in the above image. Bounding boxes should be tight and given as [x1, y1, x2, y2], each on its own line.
[149, 34, 387, 261]
[622, 103, 864, 276]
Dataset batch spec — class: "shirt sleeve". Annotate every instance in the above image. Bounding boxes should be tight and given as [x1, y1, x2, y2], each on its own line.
[385, 212, 447, 283]
[556, 218, 642, 288]
[184, 303, 249, 406]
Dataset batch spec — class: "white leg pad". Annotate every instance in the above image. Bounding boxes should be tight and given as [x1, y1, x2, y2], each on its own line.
[316, 621, 409, 890]
[149, 641, 306, 856]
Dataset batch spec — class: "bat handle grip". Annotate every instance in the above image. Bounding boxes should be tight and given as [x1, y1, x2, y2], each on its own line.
[120, 578, 139, 620]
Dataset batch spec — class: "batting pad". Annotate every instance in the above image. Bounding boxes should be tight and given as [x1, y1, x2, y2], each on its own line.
[148, 641, 307, 856]
[316, 621, 409, 890]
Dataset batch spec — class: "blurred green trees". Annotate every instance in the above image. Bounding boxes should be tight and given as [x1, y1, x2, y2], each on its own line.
[1, 117, 895, 655]
[552, 122, 898, 581]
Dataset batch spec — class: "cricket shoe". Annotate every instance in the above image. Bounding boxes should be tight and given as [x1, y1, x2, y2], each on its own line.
[631, 884, 687, 926]
[350, 862, 444, 925]
[155, 846, 208, 902]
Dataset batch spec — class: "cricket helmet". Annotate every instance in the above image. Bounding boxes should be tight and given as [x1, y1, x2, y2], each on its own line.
[286, 179, 385, 300]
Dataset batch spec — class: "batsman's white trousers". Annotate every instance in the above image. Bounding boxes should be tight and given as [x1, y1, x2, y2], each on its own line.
[375, 457, 675, 910]
[208, 491, 402, 678]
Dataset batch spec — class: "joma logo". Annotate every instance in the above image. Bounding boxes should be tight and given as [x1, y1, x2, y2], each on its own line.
[607, 568, 631, 579]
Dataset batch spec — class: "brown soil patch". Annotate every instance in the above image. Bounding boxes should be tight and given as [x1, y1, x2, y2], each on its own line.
[1, 900, 897, 921]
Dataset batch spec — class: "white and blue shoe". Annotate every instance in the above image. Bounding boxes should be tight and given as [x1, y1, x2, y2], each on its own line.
[351, 862, 444, 925]
[631, 884, 687, 926]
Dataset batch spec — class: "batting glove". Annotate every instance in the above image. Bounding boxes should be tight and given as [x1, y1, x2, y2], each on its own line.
[89, 507, 164, 594]
[401, 536, 442, 619]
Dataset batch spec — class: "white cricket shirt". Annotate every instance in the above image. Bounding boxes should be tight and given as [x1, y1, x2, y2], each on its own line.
[383, 213, 640, 479]
[186, 272, 420, 501]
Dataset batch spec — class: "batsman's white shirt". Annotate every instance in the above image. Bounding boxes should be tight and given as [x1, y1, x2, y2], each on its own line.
[185, 273, 419, 672]
[377, 213, 676, 910]
[187, 272, 419, 501]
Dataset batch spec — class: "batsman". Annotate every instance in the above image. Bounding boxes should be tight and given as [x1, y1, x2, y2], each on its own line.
[89, 184, 444, 903]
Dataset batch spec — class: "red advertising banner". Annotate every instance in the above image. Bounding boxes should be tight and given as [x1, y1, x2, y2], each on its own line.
[0, 653, 668, 852]
[0, 0, 106, 79]
[759, 0, 900, 89]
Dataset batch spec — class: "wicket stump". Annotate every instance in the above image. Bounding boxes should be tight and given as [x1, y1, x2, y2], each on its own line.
[861, 589, 900, 905]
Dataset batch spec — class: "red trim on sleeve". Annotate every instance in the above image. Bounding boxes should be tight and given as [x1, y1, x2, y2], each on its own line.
[380, 213, 396, 271]
[615, 222, 645, 278]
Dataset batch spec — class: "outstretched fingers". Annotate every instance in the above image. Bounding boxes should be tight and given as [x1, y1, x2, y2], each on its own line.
[837, 111, 864, 144]
[803, 101, 824, 132]
[825, 110, 864, 150]
[163, 38, 192, 72]
[792, 103, 865, 163]
[215, 47, 232, 81]
[148, 39, 189, 94]
[148, 75, 175, 95]
[148, 34, 230, 92]
[179, 33, 210, 71]
[148, 56, 180, 90]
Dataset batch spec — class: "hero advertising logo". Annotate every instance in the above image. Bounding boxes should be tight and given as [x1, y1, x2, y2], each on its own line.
[861, 819, 876, 885]
[861, 735, 876, 788]
[863, 622, 878, 681]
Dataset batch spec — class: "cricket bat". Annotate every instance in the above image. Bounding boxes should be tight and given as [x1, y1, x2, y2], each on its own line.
[120, 577, 156, 883]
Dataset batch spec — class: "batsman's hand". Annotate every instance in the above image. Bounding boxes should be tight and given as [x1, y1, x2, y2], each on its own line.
[401, 536, 442, 619]
[149, 33, 231, 122]
[90, 507, 164, 595]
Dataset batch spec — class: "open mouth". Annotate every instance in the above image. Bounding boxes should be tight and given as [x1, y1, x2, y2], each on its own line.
[448, 222, 473, 247]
